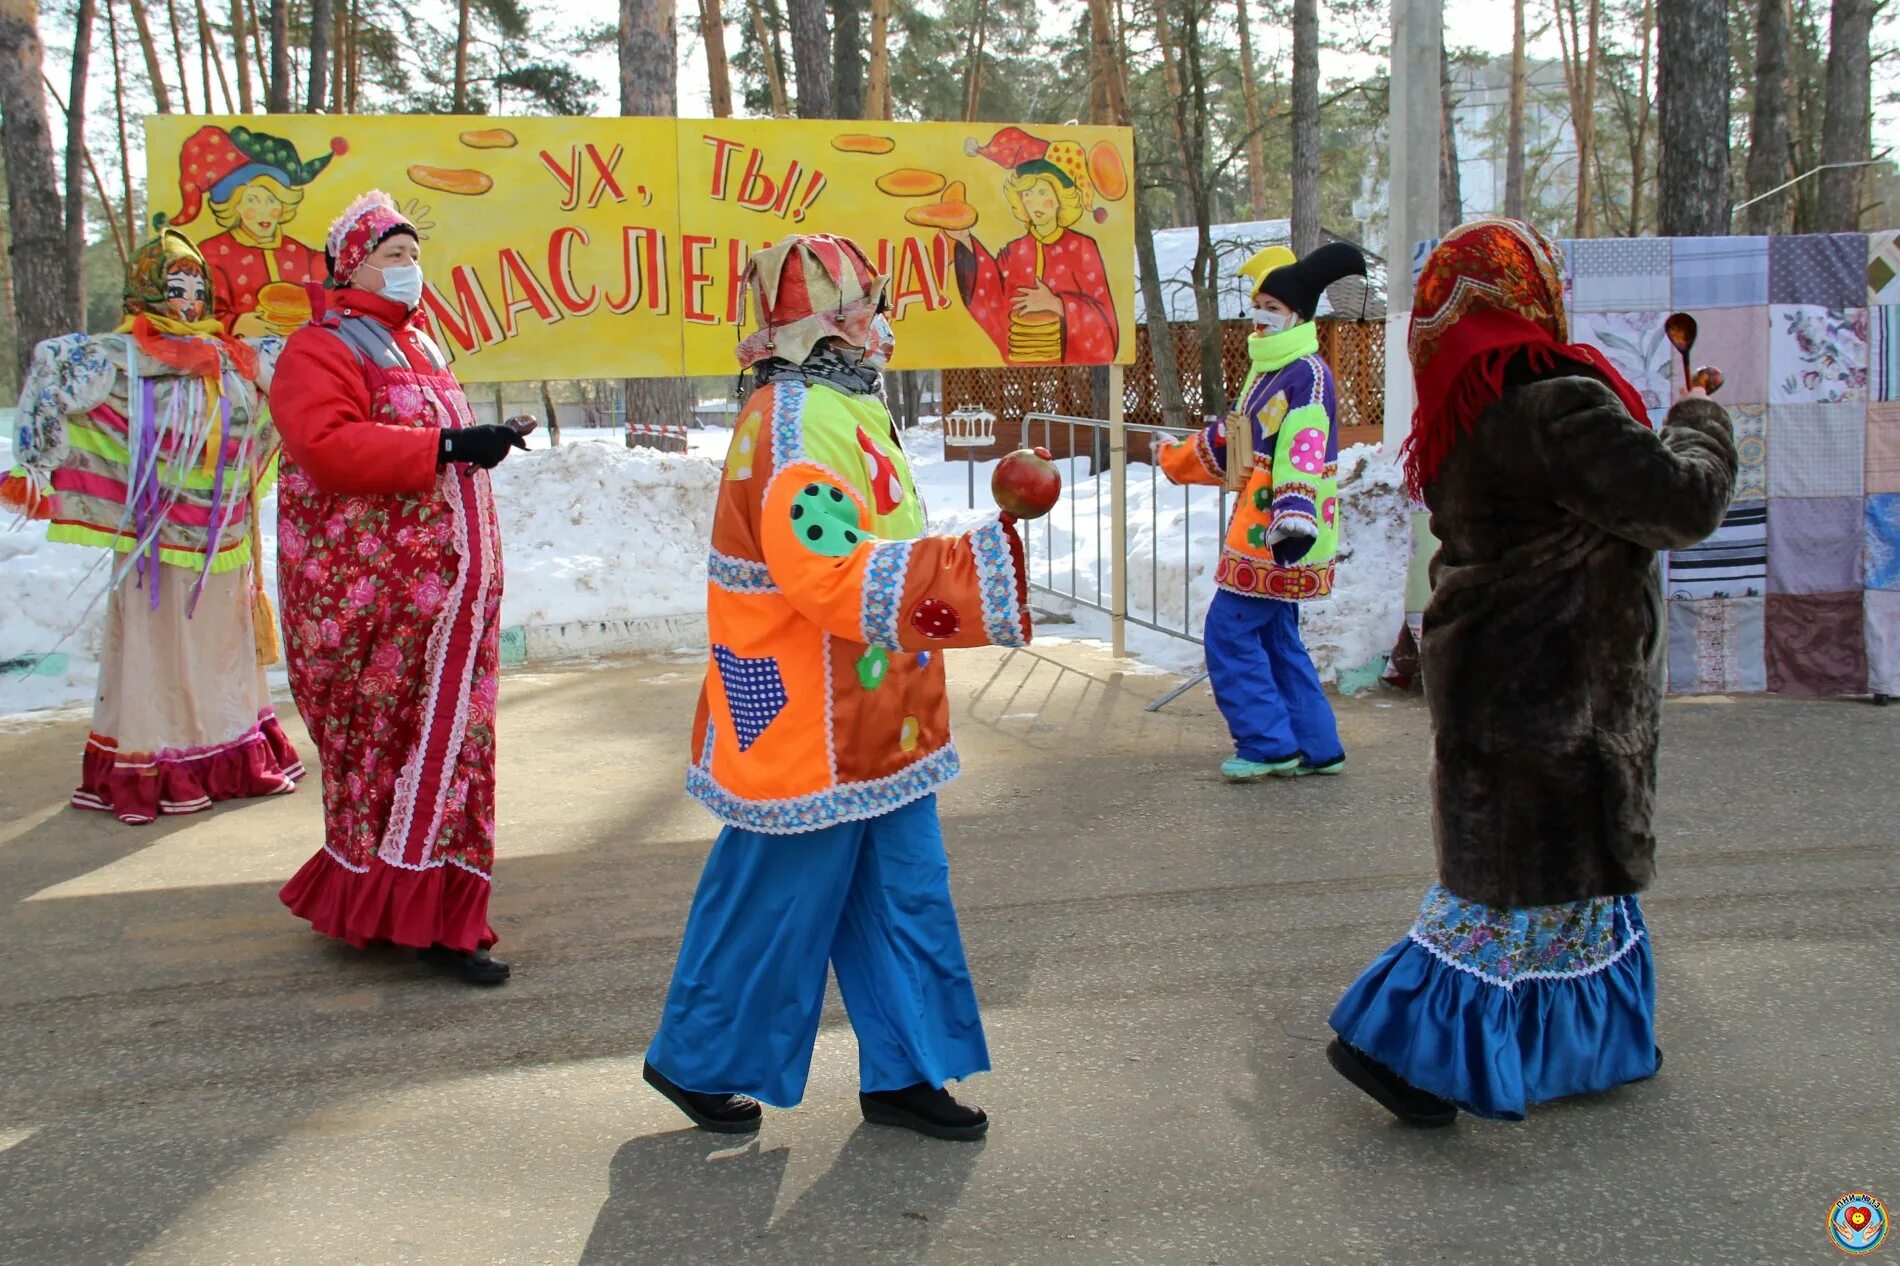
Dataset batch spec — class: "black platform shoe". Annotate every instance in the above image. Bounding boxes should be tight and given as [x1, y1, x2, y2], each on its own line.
[643, 1060, 763, 1134]
[417, 945, 511, 985]
[859, 1083, 989, 1141]
[1327, 1038, 1458, 1127]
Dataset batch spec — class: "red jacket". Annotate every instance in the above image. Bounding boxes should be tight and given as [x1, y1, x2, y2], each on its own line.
[270, 289, 443, 497]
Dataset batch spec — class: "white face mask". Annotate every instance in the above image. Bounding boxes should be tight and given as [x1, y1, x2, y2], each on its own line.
[865, 315, 896, 370]
[367, 262, 425, 308]
[1253, 308, 1291, 335]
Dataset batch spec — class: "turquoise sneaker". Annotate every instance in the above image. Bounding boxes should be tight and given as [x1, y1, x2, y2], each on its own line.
[1221, 755, 1302, 782]
[1292, 756, 1347, 777]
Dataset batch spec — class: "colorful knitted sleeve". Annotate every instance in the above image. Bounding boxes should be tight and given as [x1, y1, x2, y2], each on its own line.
[1267, 359, 1332, 545]
[1158, 416, 1226, 486]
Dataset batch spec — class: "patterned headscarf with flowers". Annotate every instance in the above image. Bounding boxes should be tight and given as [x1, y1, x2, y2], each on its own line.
[1400, 217, 1652, 500]
[324, 189, 417, 289]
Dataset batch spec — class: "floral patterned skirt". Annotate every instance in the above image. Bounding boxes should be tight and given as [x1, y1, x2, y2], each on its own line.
[1329, 884, 1658, 1121]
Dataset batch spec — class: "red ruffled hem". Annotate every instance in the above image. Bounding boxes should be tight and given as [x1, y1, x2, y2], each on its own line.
[279, 847, 498, 952]
[73, 713, 305, 826]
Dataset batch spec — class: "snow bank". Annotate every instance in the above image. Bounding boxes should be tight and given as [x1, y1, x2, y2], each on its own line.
[2, 416, 1413, 719]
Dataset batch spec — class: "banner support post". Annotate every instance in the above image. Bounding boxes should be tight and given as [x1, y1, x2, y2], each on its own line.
[1109, 362, 1127, 658]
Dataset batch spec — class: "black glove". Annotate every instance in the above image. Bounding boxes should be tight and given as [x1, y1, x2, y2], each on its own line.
[439, 424, 528, 470]
[1272, 535, 1314, 567]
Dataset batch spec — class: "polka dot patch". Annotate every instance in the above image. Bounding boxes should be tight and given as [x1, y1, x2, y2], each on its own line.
[1321, 496, 1338, 527]
[899, 715, 920, 752]
[790, 482, 866, 558]
[1289, 427, 1326, 474]
[857, 645, 890, 691]
[910, 598, 962, 640]
[712, 645, 788, 752]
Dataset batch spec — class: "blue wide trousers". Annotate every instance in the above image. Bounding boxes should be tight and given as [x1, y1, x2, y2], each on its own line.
[1203, 589, 1344, 765]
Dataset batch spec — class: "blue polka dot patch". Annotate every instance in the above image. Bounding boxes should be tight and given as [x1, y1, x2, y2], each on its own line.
[712, 645, 788, 752]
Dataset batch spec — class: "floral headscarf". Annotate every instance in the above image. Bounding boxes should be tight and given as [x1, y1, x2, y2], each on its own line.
[1401, 217, 1651, 499]
[122, 228, 214, 319]
[324, 189, 416, 288]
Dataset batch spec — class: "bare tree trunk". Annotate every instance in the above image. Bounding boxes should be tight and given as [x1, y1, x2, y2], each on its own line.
[832, 0, 862, 118]
[699, 0, 733, 116]
[1579, 0, 1599, 234]
[1627, 0, 1654, 234]
[308, 0, 330, 111]
[748, 0, 788, 115]
[786, 0, 831, 117]
[129, 0, 173, 112]
[0, 0, 71, 379]
[268, 0, 291, 111]
[452, 0, 470, 111]
[1439, 37, 1462, 232]
[1656, 0, 1731, 235]
[165, 0, 194, 112]
[863, 0, 889, 120]
[65, 0, 93, 327]
[329, 0, 344, 111]
[540, 381, 560, 446]
[1505, 0, 1526, 219]
[1290, 0, 1320, 254]
[232, 0, 254, 109]
[1135, 192, 1187, 430]
[619, 0, 695, 431]
[1161, 0, 1227, 412]
[962, 0, 989, 121]
[1816, 0, 1874, 231]
[1235, 0, 1267, 218]
[347, 0, 361, 111]
[107, 0, 137, 242]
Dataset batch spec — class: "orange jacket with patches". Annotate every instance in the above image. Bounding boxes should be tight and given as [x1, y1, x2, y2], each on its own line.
[687, 378, 1033, 834]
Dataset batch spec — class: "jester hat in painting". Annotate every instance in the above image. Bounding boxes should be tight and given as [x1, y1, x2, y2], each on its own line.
[122, 228, 213, 319]
[968, 127, 1105, 223]
[323, 190, 418, 288]
[735, 234, 891, 370]
[169, 125, 346, 227]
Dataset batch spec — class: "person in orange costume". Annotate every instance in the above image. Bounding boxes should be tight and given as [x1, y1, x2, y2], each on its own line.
[643, 234, 1036, 1143]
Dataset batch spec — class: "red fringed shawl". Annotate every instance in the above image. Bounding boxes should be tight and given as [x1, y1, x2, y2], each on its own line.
[1400, 218, 1652, 501]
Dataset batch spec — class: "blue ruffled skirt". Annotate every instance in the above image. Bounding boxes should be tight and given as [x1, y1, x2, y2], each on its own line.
[1329, 884, 1658, 1121]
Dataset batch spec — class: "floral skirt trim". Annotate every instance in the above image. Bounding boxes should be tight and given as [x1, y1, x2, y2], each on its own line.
[73, 710, 303, 826]
[279, 847, 498, 952]
[1329, 885, 1659, 1121]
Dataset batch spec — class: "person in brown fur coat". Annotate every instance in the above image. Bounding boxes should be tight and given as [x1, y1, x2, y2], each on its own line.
[1327, 219, 1737, 1126]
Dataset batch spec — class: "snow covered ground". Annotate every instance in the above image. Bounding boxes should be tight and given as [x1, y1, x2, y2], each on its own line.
[1, 412, 1412, 720]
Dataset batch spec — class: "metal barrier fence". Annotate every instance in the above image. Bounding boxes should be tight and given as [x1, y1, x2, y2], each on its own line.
[1017, 413, 1231, 708]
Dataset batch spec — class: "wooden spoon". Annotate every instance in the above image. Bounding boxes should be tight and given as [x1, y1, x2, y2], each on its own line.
[1663, 313, 1698, 390]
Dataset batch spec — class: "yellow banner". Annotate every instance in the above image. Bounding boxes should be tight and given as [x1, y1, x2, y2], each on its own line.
[144, 115, 1136, 381]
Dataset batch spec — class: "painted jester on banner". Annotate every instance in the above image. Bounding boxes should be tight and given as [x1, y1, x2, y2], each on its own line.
[642, 233, 1036, 1142]
[3, 229, 301, 823]
[945, 127, 1120, 364]
[169, 124, 345, 337]
[273, 192, 531, 985]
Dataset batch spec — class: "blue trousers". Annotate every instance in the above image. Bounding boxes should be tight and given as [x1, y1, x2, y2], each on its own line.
[646, 794, 990, 1108]
[1203, 589, 1344, 765]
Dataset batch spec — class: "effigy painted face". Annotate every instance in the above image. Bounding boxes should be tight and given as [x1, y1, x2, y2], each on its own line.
[165, 266, 210, 323]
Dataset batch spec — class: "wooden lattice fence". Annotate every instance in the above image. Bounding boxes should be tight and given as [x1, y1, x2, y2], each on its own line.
[939, 319, 1385, 465]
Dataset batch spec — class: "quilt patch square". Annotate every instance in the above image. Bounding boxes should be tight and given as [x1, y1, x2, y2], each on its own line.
[1673, 236, 1770, 309]
[1667, 597, 1766, 695]
[1868, 403, 1900, 494]
[1569, 238, 1672, 312]
[1766, 592, 1868, 696]
[1678, 306, 1770, 403]
[1871, 231, 1900, 305]
[1731, 403, 1769, 501]
[1574, 311, 1674, 416]
[1769, 306, 1869, 404]
[1766, 497, 1864, 595]
[1770, 233, 1868, 307]
[1668, 500, 1766, 599]
[1873, 306, 1900, 401]
[1768, 403, 1867, 498]
[1867, 494, 1900, 591]
[1867, 590, 1900, 694]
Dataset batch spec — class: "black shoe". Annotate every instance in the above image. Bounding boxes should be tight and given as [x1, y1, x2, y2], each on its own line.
[859, 1083, 989, 1141]
[417, 944, 511, 984]
[1327, 1038, 1457, 1127]
[643, 1060, 763, 1134]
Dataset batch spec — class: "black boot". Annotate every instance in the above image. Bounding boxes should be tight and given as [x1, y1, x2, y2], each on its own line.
[1327, 1038, 1457, 1127]
[417, 944, 511, 985]
[859, 1083, 989, 1141]
[643, 1060, 763, 1134]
